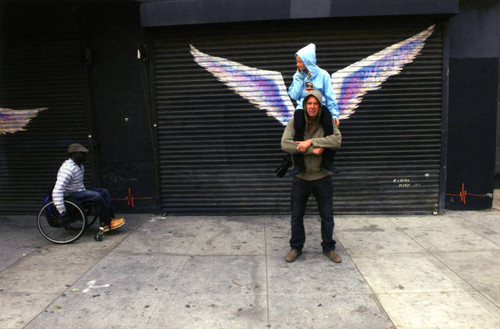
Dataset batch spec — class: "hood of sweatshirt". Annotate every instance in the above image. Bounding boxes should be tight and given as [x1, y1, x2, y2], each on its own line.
[296, 43, 319, 78]
[302, 89, 323, 122]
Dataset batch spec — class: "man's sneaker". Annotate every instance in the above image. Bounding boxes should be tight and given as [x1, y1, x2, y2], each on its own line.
[285, 249, 302, 262]
[103, 218, 125, 232]
[323, 250, 342, 263]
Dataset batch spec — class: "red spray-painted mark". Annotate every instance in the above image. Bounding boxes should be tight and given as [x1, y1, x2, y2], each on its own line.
[112, 188, 154, 208]
[446, 183, 488, 205]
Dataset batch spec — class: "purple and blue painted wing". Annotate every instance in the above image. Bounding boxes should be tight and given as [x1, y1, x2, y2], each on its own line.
[332, 25, 435, 120]
[0, 107, 48, 134]
[190, 45, 295, 126]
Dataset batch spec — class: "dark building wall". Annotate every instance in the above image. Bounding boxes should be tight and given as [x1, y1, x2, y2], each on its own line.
[0, 0, 95, 213]
[140, 0, 458, 26]
[73, 0, 500, 212]
[0, 0, 158, 214]
[81, 2, 157, 213]
[445, 0, 500, 209]
[139, 0, 500, 211]
[2, 0, 499, 214]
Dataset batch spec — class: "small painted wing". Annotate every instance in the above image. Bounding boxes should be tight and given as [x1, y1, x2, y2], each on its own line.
[0, 107, 48, 134]
[190, 45, 295, 126]
[332, 25, 435, 120]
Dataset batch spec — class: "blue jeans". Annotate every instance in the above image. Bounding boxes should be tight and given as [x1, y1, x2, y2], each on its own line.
[68, 188, 115, 226]
[290, 176, 336, 252]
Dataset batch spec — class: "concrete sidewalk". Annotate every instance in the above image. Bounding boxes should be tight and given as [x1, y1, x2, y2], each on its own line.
[0, 210, 499, 328]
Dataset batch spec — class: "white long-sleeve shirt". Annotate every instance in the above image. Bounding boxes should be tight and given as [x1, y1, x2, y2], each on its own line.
[52, 159, 86, 214]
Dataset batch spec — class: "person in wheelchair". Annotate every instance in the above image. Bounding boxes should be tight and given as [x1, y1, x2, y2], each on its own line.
[52, 143, 125, 232]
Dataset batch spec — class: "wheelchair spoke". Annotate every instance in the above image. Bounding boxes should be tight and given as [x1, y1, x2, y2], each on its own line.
[37, 200, 86, 244]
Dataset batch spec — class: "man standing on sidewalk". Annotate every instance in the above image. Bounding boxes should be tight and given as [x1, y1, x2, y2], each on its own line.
[281, 90, 342, 263]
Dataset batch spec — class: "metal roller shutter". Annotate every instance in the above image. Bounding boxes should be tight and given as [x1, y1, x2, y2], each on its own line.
[0, 4, 93, 214]
[151, 18, 444, 215]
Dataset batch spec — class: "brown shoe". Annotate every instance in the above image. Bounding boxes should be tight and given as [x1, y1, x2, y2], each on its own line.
[285, 249, 302, 262]
[103, 218, 125, 232]
[323, 250, 342, 263]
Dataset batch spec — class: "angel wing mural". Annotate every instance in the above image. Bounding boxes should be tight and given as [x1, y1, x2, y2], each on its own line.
[190, 25, 435, 124]
[0, 107, 48, 134]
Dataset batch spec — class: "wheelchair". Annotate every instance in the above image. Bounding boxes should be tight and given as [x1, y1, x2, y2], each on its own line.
[37, 194, 106, 244]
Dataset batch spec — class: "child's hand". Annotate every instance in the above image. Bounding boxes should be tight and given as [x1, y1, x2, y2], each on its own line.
[312, 148, 324, 155]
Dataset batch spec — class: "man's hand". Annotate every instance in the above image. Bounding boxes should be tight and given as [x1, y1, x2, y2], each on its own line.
[58, 212, 71, 224]
[295, 139, 312, 153]
[312, 147, 324, 155]
[333, 118, 340, 127]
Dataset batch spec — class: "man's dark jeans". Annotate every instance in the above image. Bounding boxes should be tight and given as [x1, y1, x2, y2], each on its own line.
[290, 175, 336, 252]
[68, 187, 114, 226]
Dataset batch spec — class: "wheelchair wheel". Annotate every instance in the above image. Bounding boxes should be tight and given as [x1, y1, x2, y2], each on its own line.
[37, 200, 87, 244]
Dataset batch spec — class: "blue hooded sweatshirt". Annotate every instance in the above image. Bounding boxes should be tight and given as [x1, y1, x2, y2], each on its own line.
[288, 44, 339, 118]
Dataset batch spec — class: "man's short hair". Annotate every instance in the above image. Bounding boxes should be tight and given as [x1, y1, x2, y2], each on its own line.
[67, 143, 89, 154]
